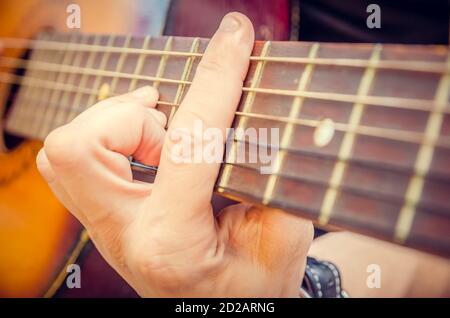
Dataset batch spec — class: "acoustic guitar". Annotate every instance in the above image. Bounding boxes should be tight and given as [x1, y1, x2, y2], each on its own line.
[1, 0, 449, 297]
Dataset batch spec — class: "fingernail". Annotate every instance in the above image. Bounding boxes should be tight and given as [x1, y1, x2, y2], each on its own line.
[219, 13, 241, 32]
[132, 86, 153, 98]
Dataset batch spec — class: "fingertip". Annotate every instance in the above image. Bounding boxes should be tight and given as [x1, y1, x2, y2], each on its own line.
[226, 12, 254, 35]
[219, 12, 254, 50]
[131, 85, 158, 99]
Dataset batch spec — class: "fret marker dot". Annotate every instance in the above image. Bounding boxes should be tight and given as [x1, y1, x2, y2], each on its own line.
[314, 118, 335, 147]
[98, 83, 110, 101]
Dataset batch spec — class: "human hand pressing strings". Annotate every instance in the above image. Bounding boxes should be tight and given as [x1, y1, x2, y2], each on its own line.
[36, 12, 313, 297]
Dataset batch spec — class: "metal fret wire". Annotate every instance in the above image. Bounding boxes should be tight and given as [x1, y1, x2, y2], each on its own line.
[52, 35, 90, 134]
[394, 53, 450, 242]
[319, 45, 382, 225]
[168, 38, 200, 126]
[36, 34, 78, 139]
[6, 37, 42, 131]
[25, 36, 59, 134]
[218, 41, 272, 193]
[262, 43, 319, 205]
[10, 34, 50, 132]
[28, 36, 63, 135]
[128, 36, 152, 91]
[65, 35, 102, 124]
[109, 36, 133, 101]
[153, 36, 173, 91]
[85, 36, 116, 109]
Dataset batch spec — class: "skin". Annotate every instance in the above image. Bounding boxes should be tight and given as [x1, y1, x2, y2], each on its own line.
[310, 232, 450, 297]
[34, 13, 314, 297]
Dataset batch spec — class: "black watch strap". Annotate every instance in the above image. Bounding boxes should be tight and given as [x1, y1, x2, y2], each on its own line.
[301, 256, 348, 298]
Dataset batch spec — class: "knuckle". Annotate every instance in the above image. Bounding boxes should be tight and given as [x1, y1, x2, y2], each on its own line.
[44, 125, 84, 167]
[196, 56, 226, 77]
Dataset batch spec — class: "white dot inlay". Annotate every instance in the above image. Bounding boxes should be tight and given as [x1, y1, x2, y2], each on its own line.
[314, 118, 335, 147]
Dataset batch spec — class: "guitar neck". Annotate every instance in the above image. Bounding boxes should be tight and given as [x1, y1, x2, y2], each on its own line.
[2, 32, 450, 257]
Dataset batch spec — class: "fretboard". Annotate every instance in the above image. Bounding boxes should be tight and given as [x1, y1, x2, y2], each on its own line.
[1, 32, 450, 257]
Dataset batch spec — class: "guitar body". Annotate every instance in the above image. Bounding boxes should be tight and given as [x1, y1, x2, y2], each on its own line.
[0, 0, 291, 297]
[0, 0, 143, 297]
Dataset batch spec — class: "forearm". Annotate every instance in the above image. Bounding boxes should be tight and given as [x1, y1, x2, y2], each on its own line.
[308, 232, 450, 297]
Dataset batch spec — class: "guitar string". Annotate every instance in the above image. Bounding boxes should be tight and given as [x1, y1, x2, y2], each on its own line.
[0, 58, 450, 121]
[18, 87, 450, 203]
[9, 87, 448, 218]
[4, 69, 449, 186]
[217, 161, 449, 218]
[2, 71, 450, 150]
[2, 76, 449, 222]
[1, 56, 449, 115]
[4, 72, 450, 193]
[1, 36, 449, 74]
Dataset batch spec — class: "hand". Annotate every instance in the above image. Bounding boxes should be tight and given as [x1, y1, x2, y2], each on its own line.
[37, 12, 313, 297]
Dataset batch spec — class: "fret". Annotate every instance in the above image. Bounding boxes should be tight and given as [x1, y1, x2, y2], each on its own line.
[168, 38, 200, 126]
[48, 35, 89, 134]
[65, 35, 102, 122]
[29, 35, 66, 136]
[6, 35, 46, 133]
[109, 35, 132, 95]
[11, 34, 52, 134]
[128, 36, 151, 91]
[34, 34, 79, 138]
[262, 43, 319, 205]
[394, 52, 450, 243]
[153, 37, 173, 90]
[23, 36, 59, 136]
[318, 44, 382, 225]
[218, 41, 272, 192]
[86, 35, 116, 105]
